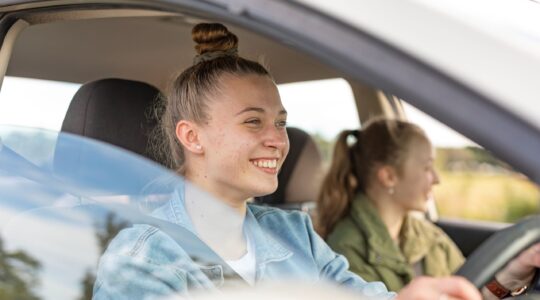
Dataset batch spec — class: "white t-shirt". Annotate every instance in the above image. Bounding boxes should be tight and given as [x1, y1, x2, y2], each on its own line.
[225, 234, 256, 285]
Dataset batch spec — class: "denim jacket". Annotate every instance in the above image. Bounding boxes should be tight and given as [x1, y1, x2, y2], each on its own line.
[93, 185, 395, 300]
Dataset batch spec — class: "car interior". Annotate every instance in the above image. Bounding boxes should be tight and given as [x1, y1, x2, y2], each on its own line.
[0, 5, 502, 260]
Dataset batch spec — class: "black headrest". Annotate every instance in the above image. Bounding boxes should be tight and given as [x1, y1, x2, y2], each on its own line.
[52, 78, 166, 194]
[60, 78, 162, 164]
[255, 127, 323, 205]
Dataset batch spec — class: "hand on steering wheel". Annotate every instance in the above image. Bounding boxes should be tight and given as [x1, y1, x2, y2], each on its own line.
[454, 216, 540, 299]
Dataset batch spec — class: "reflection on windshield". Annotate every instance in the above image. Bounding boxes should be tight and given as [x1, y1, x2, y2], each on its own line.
[0, 126, 387, 300]
[0, 126, 298, 299]
[0, 126, 242, 299]
[0, 234, 41, 299]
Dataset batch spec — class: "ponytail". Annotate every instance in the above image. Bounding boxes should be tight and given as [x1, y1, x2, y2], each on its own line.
[316, 129, 360, 238]
[316, 118, 429, 239]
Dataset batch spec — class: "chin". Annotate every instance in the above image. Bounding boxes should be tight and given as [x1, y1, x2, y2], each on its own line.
[410, 202, 429, 213]
[250, 182, 278, 197]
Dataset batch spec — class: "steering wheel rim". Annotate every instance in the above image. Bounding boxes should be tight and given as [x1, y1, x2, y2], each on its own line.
[454, 216, 540, 288]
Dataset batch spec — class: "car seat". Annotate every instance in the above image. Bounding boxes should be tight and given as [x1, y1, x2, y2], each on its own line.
[53, 78, 166, 194]
[58, 78, 164, 165]
[255, 127, 324, 213]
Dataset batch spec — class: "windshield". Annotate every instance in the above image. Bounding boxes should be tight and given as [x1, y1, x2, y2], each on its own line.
[0, 126, 374, 300]
[0, 127, 231, 298]
[0, 126, 196, 298]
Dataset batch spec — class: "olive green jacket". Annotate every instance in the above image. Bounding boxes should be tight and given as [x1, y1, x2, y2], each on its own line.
[326, 193, 465, 292]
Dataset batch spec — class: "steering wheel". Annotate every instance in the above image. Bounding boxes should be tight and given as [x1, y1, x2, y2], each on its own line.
[454, 216, 540, 299]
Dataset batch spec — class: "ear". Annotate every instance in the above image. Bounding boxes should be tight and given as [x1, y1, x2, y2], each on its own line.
[175, 120, 204, 154]
[376, 165, 398, 188]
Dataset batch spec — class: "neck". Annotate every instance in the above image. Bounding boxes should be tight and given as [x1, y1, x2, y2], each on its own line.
[185, 167, 248, 215]
[184, 172, 248, 260]
[365, 187, 407, 242]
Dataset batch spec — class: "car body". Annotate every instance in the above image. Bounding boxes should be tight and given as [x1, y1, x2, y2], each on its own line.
[1, 0, 540, 299]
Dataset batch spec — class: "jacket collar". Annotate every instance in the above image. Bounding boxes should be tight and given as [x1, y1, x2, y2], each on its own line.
[350, 193, 407, 269]
[160, 183, 291, 268]
[245, 205, 293, 266]
[349, 193, 436, 270]
[399, 214, 439, 264]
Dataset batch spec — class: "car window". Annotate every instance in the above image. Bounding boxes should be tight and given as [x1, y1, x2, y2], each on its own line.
[278, 78, 360, 166]
[403, 102, 540, 223]
[0, 76, 80, 165]
[0, 76, 80, 131]
[0, 126, 301, 299]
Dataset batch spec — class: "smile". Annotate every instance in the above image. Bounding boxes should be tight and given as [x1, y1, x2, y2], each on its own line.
[250, 158, 278, 174]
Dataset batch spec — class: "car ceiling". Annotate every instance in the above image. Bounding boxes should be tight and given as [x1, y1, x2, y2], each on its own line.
[6, 11, 341, 91]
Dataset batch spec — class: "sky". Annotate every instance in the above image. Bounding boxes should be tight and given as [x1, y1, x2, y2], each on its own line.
[0, 76, 475, 148]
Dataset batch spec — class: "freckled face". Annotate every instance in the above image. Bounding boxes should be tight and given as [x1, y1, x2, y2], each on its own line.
[198, 74, 289, 201]
[392, 139, 440, 212]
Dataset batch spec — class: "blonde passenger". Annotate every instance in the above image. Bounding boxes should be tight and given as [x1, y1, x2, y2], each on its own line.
[318, 119, 539, 298]
[318, 119, 463, 291]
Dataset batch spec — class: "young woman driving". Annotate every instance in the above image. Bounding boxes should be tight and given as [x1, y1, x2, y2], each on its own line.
[94, 23, 539, 300]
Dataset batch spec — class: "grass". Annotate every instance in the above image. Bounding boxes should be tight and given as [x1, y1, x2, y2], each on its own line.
[434, 171, 540, 223]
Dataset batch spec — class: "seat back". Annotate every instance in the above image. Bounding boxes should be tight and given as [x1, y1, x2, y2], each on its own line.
[53, 78, 166, 194]
[255, 127, 324, 210]
[59, 78, 163, 164]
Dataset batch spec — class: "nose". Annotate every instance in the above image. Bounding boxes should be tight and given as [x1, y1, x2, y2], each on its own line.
[263, 126, 289, 153]
[432, 169, 441, 185]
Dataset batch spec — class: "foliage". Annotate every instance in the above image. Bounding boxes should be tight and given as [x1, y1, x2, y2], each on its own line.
[78, 213, 129, 300]
[434, 172, 540, 223]
[434, 147, 539, 223]
[0, 236, 42, 300]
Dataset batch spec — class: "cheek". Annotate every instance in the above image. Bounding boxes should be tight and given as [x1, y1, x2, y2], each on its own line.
[283, 139, 291, 158]
[210, 132, 254, 168]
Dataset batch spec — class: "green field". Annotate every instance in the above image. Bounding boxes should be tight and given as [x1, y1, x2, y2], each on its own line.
[434, 171, 540, 223]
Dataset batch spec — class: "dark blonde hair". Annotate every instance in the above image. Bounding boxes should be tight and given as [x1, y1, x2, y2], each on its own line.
[317, 118, 428, 238]
[157, 23, 272, 174]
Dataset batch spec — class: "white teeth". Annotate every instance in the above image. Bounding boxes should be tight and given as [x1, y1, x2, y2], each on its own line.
[252, 159, 278, 169]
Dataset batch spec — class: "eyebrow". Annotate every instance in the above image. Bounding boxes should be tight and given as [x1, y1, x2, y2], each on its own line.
[235, 107, 287, 116]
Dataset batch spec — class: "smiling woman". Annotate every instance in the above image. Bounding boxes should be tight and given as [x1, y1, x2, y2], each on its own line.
[92, 22, 396, 299]
[176, 74, 289, 204]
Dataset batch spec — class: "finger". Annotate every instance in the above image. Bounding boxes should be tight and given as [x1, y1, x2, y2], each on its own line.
[400, 277, 479, 300]
[518, 243, 540, 268]
[435, 276, 482, 300]
[445, 295, 471, 300]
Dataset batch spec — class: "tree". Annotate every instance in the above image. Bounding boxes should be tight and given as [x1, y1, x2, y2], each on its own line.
[0, 235, 42, 300]
[78, 213, 129, 300]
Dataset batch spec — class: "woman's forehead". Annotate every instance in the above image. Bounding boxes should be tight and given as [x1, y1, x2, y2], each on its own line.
[211, 75, 284, 114]
[407, 139, 433, 161]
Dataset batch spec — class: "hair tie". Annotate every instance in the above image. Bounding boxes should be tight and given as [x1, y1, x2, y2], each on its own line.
[346, 129, 360, 147]
[193, 48, 238, 65]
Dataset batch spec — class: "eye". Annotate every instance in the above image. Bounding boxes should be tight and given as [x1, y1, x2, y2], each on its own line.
[275, 120, 287, 128]
[244, 118, 262, 127]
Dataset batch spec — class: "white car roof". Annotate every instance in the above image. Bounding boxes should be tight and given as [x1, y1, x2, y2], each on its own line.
[298, 0, 540, 131]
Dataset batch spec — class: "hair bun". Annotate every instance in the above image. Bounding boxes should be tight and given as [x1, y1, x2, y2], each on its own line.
[192, 23, 238, 55]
